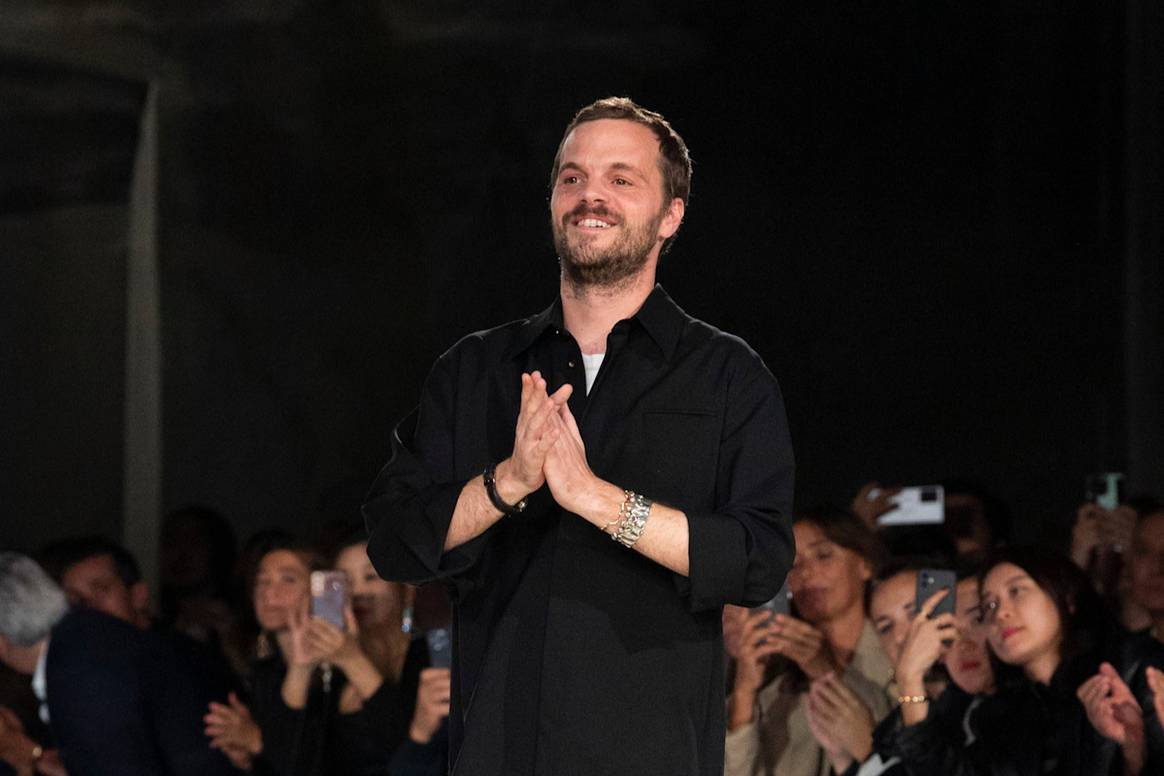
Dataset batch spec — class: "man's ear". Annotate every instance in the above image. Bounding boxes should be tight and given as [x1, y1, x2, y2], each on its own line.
[657, 197, 685, 241]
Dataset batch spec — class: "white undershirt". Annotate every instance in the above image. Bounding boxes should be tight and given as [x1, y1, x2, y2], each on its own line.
[581, 352, 605, 394]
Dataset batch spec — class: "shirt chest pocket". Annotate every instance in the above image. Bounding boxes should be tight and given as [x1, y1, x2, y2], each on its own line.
[639, 408, 720, 510]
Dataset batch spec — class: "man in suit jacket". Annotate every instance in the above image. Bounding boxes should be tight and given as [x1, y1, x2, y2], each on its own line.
[0, 552, 234, 776]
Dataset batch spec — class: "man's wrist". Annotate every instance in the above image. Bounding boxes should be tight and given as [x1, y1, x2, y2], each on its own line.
[492, 459, 532, 507]
[576, 479, 624, 527]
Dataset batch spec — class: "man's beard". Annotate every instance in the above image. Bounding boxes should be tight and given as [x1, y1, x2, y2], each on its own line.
[553, 203, 664, 290]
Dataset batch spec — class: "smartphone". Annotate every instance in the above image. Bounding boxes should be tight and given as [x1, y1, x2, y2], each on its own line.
[425, 627, 453, 669]
[916, 568, 956, 618]
[756, 579, 793, 620]
[310, 570, 349, 630]
[1086, 473, 1125, 510]
[876, 485, 945, 526]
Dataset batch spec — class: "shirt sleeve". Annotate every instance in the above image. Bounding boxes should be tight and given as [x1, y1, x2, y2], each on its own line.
[363, 354, 489, 594]
[677, 357, 796, 611]
[724, 718, 762, 776]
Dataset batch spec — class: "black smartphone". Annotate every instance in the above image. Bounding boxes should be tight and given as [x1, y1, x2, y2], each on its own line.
[916, 568, 956, 618]
[425, 627, 453, 669]
[756, 579, 792, 620]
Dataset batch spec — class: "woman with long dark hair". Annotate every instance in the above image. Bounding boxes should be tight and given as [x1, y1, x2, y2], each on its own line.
[888, 546, 1164, 776]
[204, 537, 432, 775]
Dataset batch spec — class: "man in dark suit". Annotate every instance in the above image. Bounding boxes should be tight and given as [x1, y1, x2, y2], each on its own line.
[0, 552, 234, 776]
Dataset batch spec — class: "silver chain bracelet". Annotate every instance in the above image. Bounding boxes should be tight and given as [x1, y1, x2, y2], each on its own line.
[609, 490, 652, 548]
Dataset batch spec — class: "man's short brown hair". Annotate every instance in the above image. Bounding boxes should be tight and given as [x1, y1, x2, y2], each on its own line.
[550, 97, 693, 255]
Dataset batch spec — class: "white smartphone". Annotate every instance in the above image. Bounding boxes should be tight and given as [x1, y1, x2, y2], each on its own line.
[874, 485, 945, 526]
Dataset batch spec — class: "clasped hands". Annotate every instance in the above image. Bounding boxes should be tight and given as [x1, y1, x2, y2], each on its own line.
[494, 371, 595, 516]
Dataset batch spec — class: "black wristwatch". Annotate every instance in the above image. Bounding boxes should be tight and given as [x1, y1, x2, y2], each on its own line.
[483, 463, 528, 515]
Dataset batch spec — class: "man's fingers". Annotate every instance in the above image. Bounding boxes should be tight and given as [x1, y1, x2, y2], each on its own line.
[558, 400, 583, 438]
[549, 382, 574, 406]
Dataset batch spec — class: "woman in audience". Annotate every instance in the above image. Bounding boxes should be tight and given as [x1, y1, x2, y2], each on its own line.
[725, 508, 893, 776]
[844, 561, 994, 776]
[888, 547, 1164, 776]
[204, 536, 431, 775]
[1128, 507, 1164, 644]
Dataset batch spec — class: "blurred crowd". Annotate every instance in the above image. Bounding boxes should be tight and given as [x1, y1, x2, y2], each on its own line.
[723, 481, 1164, 776]
[0, 509, 450, 776]
[2, 481, 1164, 776]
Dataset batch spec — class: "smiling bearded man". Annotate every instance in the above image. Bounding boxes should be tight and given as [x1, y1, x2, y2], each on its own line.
[363, 97, 795, 776]
[553, 198, 668, 289]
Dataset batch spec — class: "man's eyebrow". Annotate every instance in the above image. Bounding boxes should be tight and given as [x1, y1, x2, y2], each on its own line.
[609, 162, 649, 177]
[556, 161, 650, 178]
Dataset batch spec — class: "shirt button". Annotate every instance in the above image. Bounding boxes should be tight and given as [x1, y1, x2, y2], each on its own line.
[568, 360, 576, 368]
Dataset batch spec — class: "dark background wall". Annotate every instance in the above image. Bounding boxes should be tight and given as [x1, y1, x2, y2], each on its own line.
[2, 0, 1161, 552]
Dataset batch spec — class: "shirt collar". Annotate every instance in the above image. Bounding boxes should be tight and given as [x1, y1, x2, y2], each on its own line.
[504, 284, 686, 362]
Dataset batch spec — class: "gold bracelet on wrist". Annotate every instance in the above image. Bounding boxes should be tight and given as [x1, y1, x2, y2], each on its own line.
[897, 694, 928, 705]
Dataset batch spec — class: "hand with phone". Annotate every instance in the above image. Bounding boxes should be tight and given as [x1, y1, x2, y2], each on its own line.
[851, 482, 901, 530]
[282, 571, 386, 711]
[728, 610, 785, 730]
[766, 614, 835, 680]
[896, 584, 957, 726]
[409, 667, 452, 744]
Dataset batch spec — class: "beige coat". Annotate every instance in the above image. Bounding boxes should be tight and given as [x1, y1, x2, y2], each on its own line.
[724, 621, 895, 776]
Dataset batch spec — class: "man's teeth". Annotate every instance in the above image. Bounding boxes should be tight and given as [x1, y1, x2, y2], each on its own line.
[578, 218, 611, 228]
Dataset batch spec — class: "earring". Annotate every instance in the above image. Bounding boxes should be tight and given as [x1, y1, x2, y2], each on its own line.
[401, 605, 414, 634]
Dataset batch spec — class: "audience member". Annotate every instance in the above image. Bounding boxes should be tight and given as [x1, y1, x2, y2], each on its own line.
[851, 560, 994, 776]
[160, 505, 239, 647]
[207, 538, 433, 775]
[38, 537, 150, 629]
[38, 536, 239, 697]
[1128, 507, 1164, 643]
[0, 553, 233, 776]
[850, 480, 1009, 564]
[889, 547, 1164, 775]
[725, 508, 893, 776]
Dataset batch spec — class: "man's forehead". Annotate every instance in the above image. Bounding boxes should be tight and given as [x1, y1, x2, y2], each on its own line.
[559, 119, 661, 164]
[64, 552, 119, 577]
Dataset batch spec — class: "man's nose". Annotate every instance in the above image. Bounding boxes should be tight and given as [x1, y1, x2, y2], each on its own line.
[580, 179, 606, 204]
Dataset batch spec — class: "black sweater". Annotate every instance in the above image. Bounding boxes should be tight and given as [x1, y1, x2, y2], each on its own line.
[247, 639, 427, 776]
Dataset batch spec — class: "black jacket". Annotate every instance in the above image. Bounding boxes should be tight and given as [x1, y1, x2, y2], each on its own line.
[247, 640, 427, 776]
[45, 607, 235, 776]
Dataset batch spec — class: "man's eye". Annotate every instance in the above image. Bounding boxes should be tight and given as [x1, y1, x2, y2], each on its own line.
[562, 175, 579, 185]
[614, 177, 630, 186]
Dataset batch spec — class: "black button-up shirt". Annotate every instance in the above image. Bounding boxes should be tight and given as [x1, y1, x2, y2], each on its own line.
[364, 285, 795, 776]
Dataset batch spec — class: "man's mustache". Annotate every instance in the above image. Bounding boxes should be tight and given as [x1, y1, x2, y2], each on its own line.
[563, 203, 622, 225]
